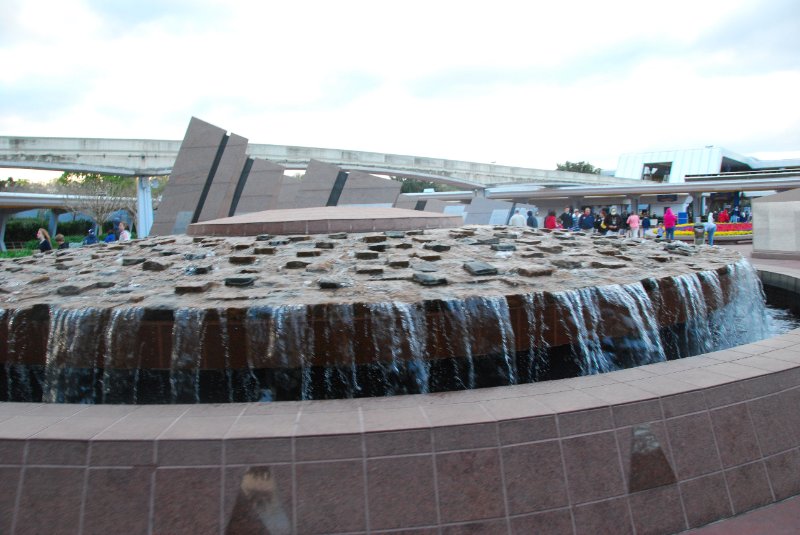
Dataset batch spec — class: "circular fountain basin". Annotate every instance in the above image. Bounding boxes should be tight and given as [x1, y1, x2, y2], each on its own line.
[0, 225, 768, 403]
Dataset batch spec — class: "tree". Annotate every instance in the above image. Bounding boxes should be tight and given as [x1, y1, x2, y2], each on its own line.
[556, 161, 601, 174]
[54, 172, 137, 233]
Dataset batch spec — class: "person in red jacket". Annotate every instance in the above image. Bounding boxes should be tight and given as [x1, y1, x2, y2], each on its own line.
[663, 207, 677, 241]
[544, 210, 559, 229]
[717, 208, 730, 223]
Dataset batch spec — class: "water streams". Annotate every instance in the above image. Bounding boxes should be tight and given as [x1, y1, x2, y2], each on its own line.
[1, 260, 796, 403]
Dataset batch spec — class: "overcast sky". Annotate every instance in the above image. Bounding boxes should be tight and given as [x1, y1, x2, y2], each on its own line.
[2, 0, 799, 182]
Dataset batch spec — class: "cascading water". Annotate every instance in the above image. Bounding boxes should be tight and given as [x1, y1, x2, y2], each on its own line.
[1, 258, 794, 403]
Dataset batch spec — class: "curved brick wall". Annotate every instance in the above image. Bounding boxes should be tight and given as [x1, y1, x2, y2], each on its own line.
[1, 266, 799, 535]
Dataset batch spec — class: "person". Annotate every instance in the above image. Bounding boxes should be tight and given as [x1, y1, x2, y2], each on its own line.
[559, 207, 572, 229]
[570, 209, 581, 231]
[596, 209, 607, 234]
[578, 207, 595, 232]
[544, 210, 559, 229]
[104, 228, 116, 243]
[656, 222, 665, 239]
[509, 209, 526, 227]
[36, 228, 52, 252]
[83, 228, 98, 245]
[118, 221, 131, 241]
[626, 211, 641, 238]
[641, 211, 651, 237]
[730, 207, 740, 223]
[526, 210, 538, 228]
[604, 207, 622, 234]
[705, 211, 717, 246]
[663, 207, 677, 241]
[54, 233, 69, 250]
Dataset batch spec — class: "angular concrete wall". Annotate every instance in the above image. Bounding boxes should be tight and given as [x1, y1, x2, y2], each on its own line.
[338, 170, 401, 207]
[294, 159, 344, 208]
[195, 133, 249, 222]
[232, 158, 289, 214]
[150, 117, 227, 235]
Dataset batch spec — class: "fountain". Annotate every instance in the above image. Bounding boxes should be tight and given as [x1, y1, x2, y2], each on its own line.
[0, 224, 786, 404]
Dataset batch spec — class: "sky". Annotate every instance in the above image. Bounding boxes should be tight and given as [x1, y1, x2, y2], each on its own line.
[2, 0, 800, 183]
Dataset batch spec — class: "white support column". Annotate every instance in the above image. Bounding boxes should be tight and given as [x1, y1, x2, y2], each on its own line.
[137, 176, 154, 238]
[0, 211, 8, 252]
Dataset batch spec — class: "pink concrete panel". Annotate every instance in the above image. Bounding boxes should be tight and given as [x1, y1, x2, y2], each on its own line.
[338, 170, 401, 206]
[233, 158, 288, 214]
[294, 159, 341, 208]
[196, 133, 249, 222]
[151, 117, 227, 235]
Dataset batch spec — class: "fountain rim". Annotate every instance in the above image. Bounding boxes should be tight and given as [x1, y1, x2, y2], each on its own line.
[0, 265, 797, 436]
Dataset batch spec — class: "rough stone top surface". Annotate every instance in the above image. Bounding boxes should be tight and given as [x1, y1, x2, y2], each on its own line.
[0, 226, 743, 310]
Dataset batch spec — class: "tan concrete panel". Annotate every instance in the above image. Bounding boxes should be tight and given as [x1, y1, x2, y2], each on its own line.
[294, 159, 340, 208]
[338, 171, 401, 205]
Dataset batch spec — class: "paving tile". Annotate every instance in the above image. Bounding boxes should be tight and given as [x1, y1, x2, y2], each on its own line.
[157, 439, 222, 466]
[582, 382, 656, 404]
[434, 422, 497, 452]
[706, 362, 770, 380]
[764, 448, 800, 501]
[480, 395, 553, 421]
[15, 467, 85, 533]
[501, 440, 568, 515]
[709, 403, 761, 468]
[422, 402, 494, 427]
[158, 415, 235, 440]
[223, 465, 293, 535]
[93, 416, 179, 440]
[440, 518, 509, 534]
[367, 455, 437, 530]
[572, 496, 633, 535]
[365, 429, 432, 457]
[90, 440, 154, 466]
[661, 389, 707, 418]
[0, 439, 25, 465]
[725, 461, 774, 514]
[31, 416, 122, 440]
[737, 355, 800, 372]
[561, 431, 625, 504]
[612, 399, 663, 427]
[667, 368, 737, 388]
[26, 439, 88, 466]
[295, 459, 366, 534]
[536, 389, 607, 413]
[0, 467, 20, 535]
[153, 467, 221, 534]
[509, 508, 573, 535]
[558, 407, 613, 437]
[436, 449, 505, 523]
[224, 437, 292, 465]
[679, 472, 733, 528]
[498, 415, 558, 446]
[666, 412, 723, 479]
[295, 434, 362, 461]
[83, 466, 152, 535]
[295, 409, 362, 436]
[0, 416, 65, 439]
[629, 484, 687, 535]
[625, 423, 677, 493]
[703, 382, 749, 409]
[224, 414, 298, 439]
[631, 375, 698, 397]
[361, 406, 429, 432]
[747, 391, 800, 455]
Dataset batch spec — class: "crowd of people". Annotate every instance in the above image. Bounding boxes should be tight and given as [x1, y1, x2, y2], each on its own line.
[33, 221, 133, 253]
[508, 204, 751, 246]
